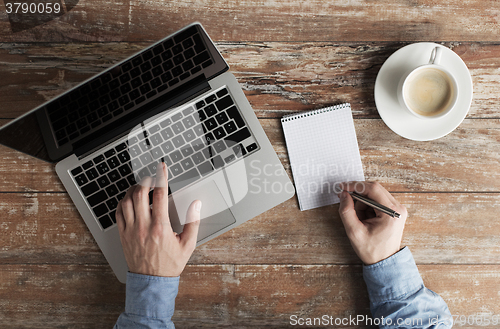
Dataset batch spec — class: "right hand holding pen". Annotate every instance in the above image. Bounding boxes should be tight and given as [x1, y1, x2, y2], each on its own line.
[338, 181, 408, 265]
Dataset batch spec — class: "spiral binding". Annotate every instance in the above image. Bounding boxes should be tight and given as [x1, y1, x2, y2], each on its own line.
[280, 103, 351, 122]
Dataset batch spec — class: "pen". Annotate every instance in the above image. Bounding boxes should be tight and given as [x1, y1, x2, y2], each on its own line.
[349, 191, 401, 219]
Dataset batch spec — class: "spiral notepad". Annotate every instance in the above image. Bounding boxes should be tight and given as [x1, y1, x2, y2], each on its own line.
[281, 103, 364, 211]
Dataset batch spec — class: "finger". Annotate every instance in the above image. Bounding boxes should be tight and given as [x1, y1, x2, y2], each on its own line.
[120, 185, 137, 228]
[152, 162, 171, 226]
[116, 200, 125, 233]
[338, 191, 364, 236]
[133, 176, 154, 225]
[341, 181, 393, 207]
[179, 200, 202, 250]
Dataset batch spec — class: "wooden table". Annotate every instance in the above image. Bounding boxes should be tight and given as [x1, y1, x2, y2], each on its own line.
[1, 1, 500, 327]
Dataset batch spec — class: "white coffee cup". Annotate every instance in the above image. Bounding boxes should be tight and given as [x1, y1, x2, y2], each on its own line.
[397, 47, 459, 119]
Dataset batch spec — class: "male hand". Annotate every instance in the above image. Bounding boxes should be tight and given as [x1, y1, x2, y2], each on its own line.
[338, 181, 408, 265]
[116, 162, 201, 277]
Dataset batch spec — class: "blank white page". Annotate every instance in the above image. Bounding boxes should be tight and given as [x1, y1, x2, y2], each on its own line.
[281, 103, 365, 211]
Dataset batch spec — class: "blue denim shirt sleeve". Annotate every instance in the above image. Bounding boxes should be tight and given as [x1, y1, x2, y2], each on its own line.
[114, 272, 179, 329]
[363, 247, 453, 328]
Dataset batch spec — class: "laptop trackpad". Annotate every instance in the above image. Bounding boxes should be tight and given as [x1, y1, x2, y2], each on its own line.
[168, 180, 236, 242]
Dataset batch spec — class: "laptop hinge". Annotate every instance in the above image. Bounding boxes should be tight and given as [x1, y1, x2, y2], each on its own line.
[73, 74, 210, 160]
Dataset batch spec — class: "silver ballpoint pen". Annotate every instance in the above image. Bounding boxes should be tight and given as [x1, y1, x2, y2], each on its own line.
[349, 191, 401, 219]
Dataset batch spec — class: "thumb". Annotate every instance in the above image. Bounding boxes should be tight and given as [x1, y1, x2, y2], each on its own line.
[338, 191, 363, 236]
[180, 200, 202, 249]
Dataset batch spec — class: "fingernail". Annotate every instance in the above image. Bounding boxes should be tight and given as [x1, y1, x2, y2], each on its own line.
[195, 200, 202, 212]
[339, 191, 346, 201]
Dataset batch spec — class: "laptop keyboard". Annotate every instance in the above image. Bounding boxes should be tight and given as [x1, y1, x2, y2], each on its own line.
[70, 87, 259, 230]
[44, 25, 213, 147]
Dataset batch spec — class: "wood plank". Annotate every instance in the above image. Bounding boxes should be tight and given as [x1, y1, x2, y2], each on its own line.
[1, 264, 499, 328]
[1, 118, 499, 192]
[0, 1, 499, 42]
[2, 192, 500, 265]
[0, 42, 497, 119]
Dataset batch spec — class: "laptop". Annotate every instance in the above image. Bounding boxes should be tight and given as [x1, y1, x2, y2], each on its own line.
[0, 23, 294, 283]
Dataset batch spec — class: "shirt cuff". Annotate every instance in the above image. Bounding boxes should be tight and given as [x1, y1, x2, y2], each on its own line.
[363, 247, 424, 304]
[125, 272, 180, 319]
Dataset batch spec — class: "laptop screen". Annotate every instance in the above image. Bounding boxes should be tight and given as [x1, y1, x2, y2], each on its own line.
[0, 23, 227, 163]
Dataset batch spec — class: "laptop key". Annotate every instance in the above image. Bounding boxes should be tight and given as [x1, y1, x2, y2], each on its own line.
[192, 138, 205, 151]
[225, 127, 251, 145]
[88, 190, 107, 207]
[106, 184, 119, 197]
[224, 154, 236, 164]
[148, 161, 159, 174]
[215, 95, 234, 111]
[205, 104, 217, 117]
[162, 154, 172, 166]
[213, 140, 227, 153]
[116, 179, 129, 192]
[205, 94, 217, 104]
[71, 167, 83, 176]
[161, 140, 174, 154]
[204, 118, 217, 131]
[127, 174, 136, 186]
[98, 215, 113, 229]
[151, 147, 163, 160]
[172, 135, 185, 148]
[181, 145, 194, 157]
[75, 174, 88, 186]
[246, 143, 258, 152]
[192, 152, 205, 165]
[212, 155, 224, 169]
[137, 167, 151, 180]
[160, 118, 172, 128]
[183, 129, 196, 142]
[233, 144, 247, 157]
[170, 163, 183, 176]
[213, 127, 226, 140]
[172, 122, 185, 134]
[183, 116, 196, 128]
[105, 148, 116, 157]
[181, 158, 194, 171]
[93, 203, 108, 217]
[82, 161, 93, 170]
[96, 162, 110, 175]
[97, 176, 111, 188]
[170, 150, 182, 163]
[172, 112, 183, 122]
[106, 198, 119, 211]
[199, 162, 214, 179]
[81, 181, 99, 197]
[117, 192, 126, 201]
[118, 164, 132, 177]
[180, 72, 190, 80]
[227, 106, 246, 128]
[202, 60, 213, 68]
[108, 169, 121, 182]
[86, 168, 99, 180]
[224, 121, 237, 134]
[216, 88, 228, 98]
[150, 133, 163, 146]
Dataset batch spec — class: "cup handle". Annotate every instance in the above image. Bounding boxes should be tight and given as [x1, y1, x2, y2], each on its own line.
[429, 46, 442, 65]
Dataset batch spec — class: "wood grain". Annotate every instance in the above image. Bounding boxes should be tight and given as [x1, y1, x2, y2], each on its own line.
[1, 42, 498, 119]
[1, 264, 499, 328]
[1, 1, 500, 327]
[2, 192, 500, 266]
[1, 1, 500, 43]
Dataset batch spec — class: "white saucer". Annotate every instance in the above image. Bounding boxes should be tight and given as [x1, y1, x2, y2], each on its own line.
[374, 42, 473, 141]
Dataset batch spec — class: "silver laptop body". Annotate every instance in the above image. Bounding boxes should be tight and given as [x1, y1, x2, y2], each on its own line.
[0, 23, 294, 283]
